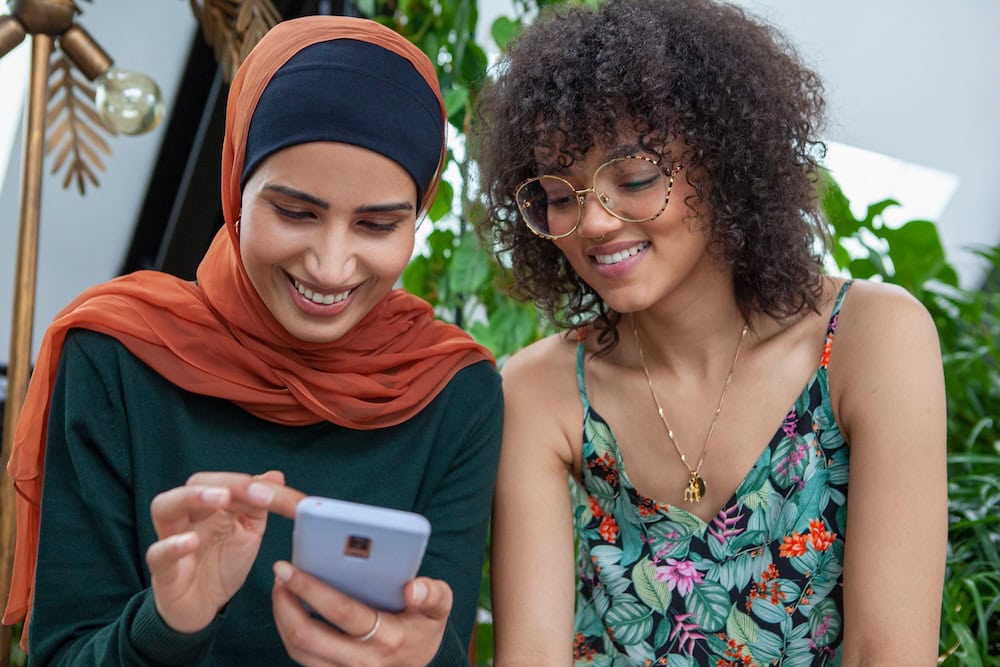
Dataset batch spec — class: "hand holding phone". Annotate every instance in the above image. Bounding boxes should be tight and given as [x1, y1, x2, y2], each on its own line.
[291, 496, 431, 612]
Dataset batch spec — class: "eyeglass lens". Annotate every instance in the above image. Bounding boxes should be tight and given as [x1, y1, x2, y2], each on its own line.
[516, 157, 669, 238]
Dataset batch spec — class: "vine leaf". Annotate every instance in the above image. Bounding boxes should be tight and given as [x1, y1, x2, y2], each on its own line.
[190, 0, 281, 83]
[45, 52, 115, 195]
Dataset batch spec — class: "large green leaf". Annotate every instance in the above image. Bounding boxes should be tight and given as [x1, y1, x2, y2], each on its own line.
[585, 415, 617, 461]
[771, 437, 808, 489]
[597, 562, 630, 596]
[428, 179, 455, 222]
[631, 558, 672, 613]
[881, 219, 948, 291]
[447, 238, 492, 294]
[726, 605, 760, 647]
[591, 544, 624, 568]
[604, 600, 654, 646]
[574, 596, 607, 637]
[425, 228, 456, 257]
[442, 85, 470, 120]
[686, 581, 729, 632]
[819, 173, 860, 237]
[401, 255, 431, 297]
[716, 552, 756, 591]
[807, 597, 842, 648]
[748, 627, 785, 665]
[459, 41, 489, 84]
[860, 198, 900, 229]
[491, 16, 520, 49]
[748, 578, 800, 625]
[471, 300, 539, 357]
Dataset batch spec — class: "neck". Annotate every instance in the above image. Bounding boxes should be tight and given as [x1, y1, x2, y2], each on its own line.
[625, 295, 749, 378]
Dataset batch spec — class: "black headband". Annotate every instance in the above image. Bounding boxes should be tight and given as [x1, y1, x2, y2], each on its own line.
[241, 39, 444, 205]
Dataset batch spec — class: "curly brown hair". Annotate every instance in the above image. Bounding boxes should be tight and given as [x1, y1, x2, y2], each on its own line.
[472, 0, 829, 351]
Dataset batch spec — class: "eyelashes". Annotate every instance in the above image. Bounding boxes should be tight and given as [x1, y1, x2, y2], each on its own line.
[357, 221, 401, 233]
[271, 203, 313, 220]
[270, 203, 402, 233]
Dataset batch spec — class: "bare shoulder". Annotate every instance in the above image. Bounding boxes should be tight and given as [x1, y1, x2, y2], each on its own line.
[838, 279, 933, 324]
[831, 279, 940, 364]
[829, 279, 944, 439]
[502, 332, 579, 393]
[500, 331, 582, 467]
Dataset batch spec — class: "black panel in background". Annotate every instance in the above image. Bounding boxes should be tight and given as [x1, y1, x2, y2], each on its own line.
[119, 29, 223, 279]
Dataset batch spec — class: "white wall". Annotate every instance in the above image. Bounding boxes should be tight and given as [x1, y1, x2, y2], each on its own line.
[735, 0, 1000, 286]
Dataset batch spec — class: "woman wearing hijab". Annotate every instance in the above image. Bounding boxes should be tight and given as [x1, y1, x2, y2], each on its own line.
[3, 15, 501, 666]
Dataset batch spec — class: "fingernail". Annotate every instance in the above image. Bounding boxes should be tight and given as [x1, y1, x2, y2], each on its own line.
[274, 561, 293, 582]
[201, 488, 228, 504]
[247, 482, 275, 504]
[412, 580, 427, 603]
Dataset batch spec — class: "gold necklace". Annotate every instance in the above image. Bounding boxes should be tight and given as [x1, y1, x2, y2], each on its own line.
[631, 315, 749, 503]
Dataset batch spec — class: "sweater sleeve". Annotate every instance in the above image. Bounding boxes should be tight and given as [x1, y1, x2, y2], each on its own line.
[417, 361, 504, 666]
[29, 331, 221, 665]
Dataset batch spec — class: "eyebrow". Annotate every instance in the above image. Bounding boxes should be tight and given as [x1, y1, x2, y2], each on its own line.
[355, 201, 414, 214]
[262, 184, 414, 214]
[262, 184, 330, 209]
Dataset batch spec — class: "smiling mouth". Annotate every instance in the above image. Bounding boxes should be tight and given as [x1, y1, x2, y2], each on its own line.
[291, 277, 353, 305]
[593, 242, 650, 265]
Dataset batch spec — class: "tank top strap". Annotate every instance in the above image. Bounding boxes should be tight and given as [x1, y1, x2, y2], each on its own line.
[575, 340, 593, 414]
[820, 280, 853, 369]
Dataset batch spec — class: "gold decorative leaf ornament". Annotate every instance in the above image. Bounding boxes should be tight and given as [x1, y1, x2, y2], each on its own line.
[45, 52, 115, 194]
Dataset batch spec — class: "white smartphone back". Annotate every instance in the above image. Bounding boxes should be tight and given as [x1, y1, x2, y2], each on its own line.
[291, 496, 431, 612]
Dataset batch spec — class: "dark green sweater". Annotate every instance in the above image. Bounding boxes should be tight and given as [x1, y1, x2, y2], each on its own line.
[29, 329, 502, 666]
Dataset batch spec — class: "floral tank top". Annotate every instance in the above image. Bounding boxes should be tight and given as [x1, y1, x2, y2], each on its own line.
[571, 282, 852, 666]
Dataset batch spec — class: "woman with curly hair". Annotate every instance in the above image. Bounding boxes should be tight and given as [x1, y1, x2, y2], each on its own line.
[473, 0, 946, 663]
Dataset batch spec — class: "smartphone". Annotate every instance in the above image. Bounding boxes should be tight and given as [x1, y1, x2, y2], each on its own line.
[291, 496, 431, 612]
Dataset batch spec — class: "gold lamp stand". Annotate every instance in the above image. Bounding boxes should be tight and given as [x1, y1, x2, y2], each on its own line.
[0, 2, 162, 664]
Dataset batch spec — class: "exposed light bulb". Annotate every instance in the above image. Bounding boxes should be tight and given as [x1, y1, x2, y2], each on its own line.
[95, 68, 164, 135]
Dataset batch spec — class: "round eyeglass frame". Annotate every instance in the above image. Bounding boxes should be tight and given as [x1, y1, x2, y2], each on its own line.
[514, 156, 685, 240]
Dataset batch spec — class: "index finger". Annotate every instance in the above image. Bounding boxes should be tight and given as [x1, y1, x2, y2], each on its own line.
[264, 484, 307, 519]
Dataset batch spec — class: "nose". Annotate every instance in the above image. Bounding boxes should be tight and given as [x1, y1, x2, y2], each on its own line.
[304, 226, 357, 286]
[576, 188, 622, 241]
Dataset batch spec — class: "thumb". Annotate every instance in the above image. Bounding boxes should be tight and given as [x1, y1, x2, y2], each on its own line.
[405, 577, 452, 620]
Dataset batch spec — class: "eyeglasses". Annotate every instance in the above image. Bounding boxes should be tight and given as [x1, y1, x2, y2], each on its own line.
[514, 156, 684, 240]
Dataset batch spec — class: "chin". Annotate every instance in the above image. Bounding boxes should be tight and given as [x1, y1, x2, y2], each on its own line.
[290, 324, 353, 344]
[594, 290, 652, 316]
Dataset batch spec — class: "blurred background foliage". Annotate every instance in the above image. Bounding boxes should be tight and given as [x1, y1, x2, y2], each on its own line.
[821, 176, 999, 666]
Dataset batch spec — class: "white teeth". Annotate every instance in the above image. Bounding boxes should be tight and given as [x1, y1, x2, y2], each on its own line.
[594, 242, 650, 265]
[293, 278, 351, 305]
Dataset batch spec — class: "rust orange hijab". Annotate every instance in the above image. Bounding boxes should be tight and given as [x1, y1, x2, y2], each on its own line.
[4, 15, 493, 637]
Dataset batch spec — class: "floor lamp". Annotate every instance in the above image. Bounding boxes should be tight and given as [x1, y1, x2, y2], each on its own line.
[0, 2, 161, 664]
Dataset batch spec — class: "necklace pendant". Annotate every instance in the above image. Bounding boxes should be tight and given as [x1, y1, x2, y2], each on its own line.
[683, 472, 706, 503]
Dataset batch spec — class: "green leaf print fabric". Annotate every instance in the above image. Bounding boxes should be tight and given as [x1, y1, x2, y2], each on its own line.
[571, 282, 852, 667]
